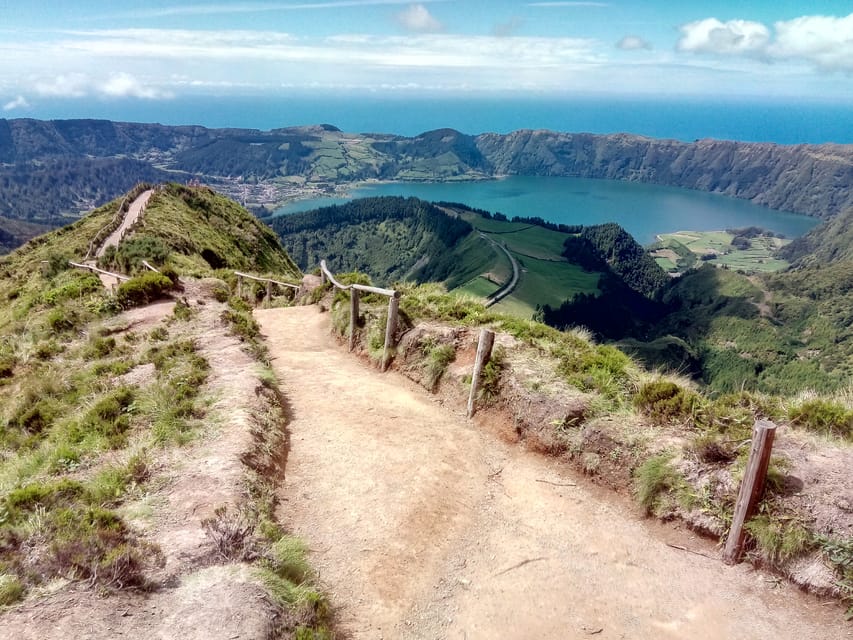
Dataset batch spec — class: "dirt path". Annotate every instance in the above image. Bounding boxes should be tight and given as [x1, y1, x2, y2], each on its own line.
[256, 306, 850, 640]
[95, 189, 154, 259]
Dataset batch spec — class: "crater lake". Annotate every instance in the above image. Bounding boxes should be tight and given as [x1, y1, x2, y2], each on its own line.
[273, 176, 818, 244]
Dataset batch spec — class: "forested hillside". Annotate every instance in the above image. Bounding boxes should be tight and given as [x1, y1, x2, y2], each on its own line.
[269, 196, 476, 284]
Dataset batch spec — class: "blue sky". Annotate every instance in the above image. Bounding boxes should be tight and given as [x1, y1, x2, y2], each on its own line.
[1, 1, 852, 113]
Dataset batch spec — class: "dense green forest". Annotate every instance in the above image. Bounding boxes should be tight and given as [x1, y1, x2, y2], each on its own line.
[269, 196, 475, 283]
[0, 158, 171, 225]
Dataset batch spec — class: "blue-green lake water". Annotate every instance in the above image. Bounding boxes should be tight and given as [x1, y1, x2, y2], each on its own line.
[274, 176, 818, 244]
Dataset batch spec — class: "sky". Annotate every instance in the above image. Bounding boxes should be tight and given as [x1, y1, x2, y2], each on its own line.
[1, 1, 853, 114]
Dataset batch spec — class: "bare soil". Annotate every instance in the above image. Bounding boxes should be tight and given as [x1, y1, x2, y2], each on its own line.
[257, 305, 851, 640]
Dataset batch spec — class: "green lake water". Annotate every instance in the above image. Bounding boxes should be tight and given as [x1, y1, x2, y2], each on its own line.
[274, 176, 818, 244]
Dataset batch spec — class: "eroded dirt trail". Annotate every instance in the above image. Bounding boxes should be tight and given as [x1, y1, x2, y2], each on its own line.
[257, 306, 850, 640]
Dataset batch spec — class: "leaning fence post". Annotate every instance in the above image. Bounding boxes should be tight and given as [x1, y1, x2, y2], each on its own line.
[349, 289, 360, 352]
[723, 419, 778, 564]
[467, 328, 496, 418]
[381, 292, 401, 372]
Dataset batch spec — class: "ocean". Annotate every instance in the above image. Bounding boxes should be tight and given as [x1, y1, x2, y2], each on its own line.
[22, 93, 853, 144]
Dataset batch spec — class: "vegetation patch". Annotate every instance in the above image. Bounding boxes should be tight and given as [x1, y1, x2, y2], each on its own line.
[115, 272, 175, 309]
[633, 453, 687, 516]
[421, 339, 456, 391]
[634, 380, 703, 425]
[788, 398, 853, 441]
[744, 512, 814, 565]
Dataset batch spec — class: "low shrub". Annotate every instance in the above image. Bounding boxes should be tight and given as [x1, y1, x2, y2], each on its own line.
[634, 380, 702, 424]
[115, 273, 174, 309]
[745, 515, 814, 564]
[633, 453, 686, 516]
[479, 345, 505, 403]
[422, 341, 456, 391]
[0, 574, 24, 606]
[788, 399, 853, 440]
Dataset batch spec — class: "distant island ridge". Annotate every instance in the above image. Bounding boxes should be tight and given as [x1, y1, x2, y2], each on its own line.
[22, 94, 853, 145]
[0, 117, 850, 252]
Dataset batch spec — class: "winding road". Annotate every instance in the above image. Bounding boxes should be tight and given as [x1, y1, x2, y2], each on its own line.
[480, 232, 520, 307]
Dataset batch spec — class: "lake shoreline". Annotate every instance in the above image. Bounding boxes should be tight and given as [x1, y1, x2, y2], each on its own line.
[272, 175, 819, 245]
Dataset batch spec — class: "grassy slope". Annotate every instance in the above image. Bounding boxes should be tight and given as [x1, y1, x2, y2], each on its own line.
[138, 183, 300, 278]
[0, 185, 304, 608]
[459, 211, 602, 315]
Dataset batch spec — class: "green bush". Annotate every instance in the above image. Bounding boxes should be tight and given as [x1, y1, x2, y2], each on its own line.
[115, 273, 174, 309]
[422, 341, 456, 391]
[788, 399, 853, 440]
[46, 307, 79, 333]
[633, 453, 686, 515]
[745, 515, 813, 564]
[0, 573, 24, 606]
[634, 380, 702, 424]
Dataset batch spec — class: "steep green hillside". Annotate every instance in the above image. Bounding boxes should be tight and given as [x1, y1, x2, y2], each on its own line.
[269, 197, 606, 315]
[779, 207, 853, 266]
[269, 196, 477, 283]
[131, 183, 299, 276]
[0, 185, 305, 617]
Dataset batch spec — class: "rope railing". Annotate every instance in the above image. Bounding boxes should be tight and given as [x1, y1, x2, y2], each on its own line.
[234, 270, 301, 309]
[68, 261, 131, 283]
[319, 260, 401, 371]
[83, 182, 152, 262]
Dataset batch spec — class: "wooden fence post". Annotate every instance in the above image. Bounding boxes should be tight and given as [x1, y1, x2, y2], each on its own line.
[467, 328, 496, 418]
[349, 289, 360, 352]
[723, 419, 778, 564]
[237, 275, 243, 299]
[265, 280, 272, 307]
[381, 292, 401, 372]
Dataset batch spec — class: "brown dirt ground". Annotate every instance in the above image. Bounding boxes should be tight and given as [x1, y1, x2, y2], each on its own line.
[1, 280, 281, 640]
[257, 305, 851, 640]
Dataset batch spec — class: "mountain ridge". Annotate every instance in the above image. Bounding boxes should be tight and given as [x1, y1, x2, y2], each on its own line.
[2, 118, 852, 245]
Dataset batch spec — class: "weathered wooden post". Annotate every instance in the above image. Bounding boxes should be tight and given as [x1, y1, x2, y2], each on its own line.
[265, 279, 272, 307]
[467, 328, 496, 418]
[237, 274, 243, 299]
[381, 291, 401, 372]
[723, 419, 778, 564]
[349, 288, 360, 352]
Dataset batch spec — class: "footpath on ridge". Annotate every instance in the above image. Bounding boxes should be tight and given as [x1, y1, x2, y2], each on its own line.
[256, 305, 848, 640]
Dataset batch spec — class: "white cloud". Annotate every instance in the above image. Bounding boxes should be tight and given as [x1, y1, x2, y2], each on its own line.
[32, 71, 170, 100]
[2, 95, 29, 111]
[676, 13, 853, 72]
[616, 35, 651, 51]
[34, 73, 91, 98]
[395, 4, 443, 33]
[99, 72, 171, 99]
[120, 0, 442, 18]
[527, 2, 609, 7]
[770, 13, 853, 71]
[677, 18, 770, 55]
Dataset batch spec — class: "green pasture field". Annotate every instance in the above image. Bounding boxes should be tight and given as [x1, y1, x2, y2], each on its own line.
[655, 230, 791, 274]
